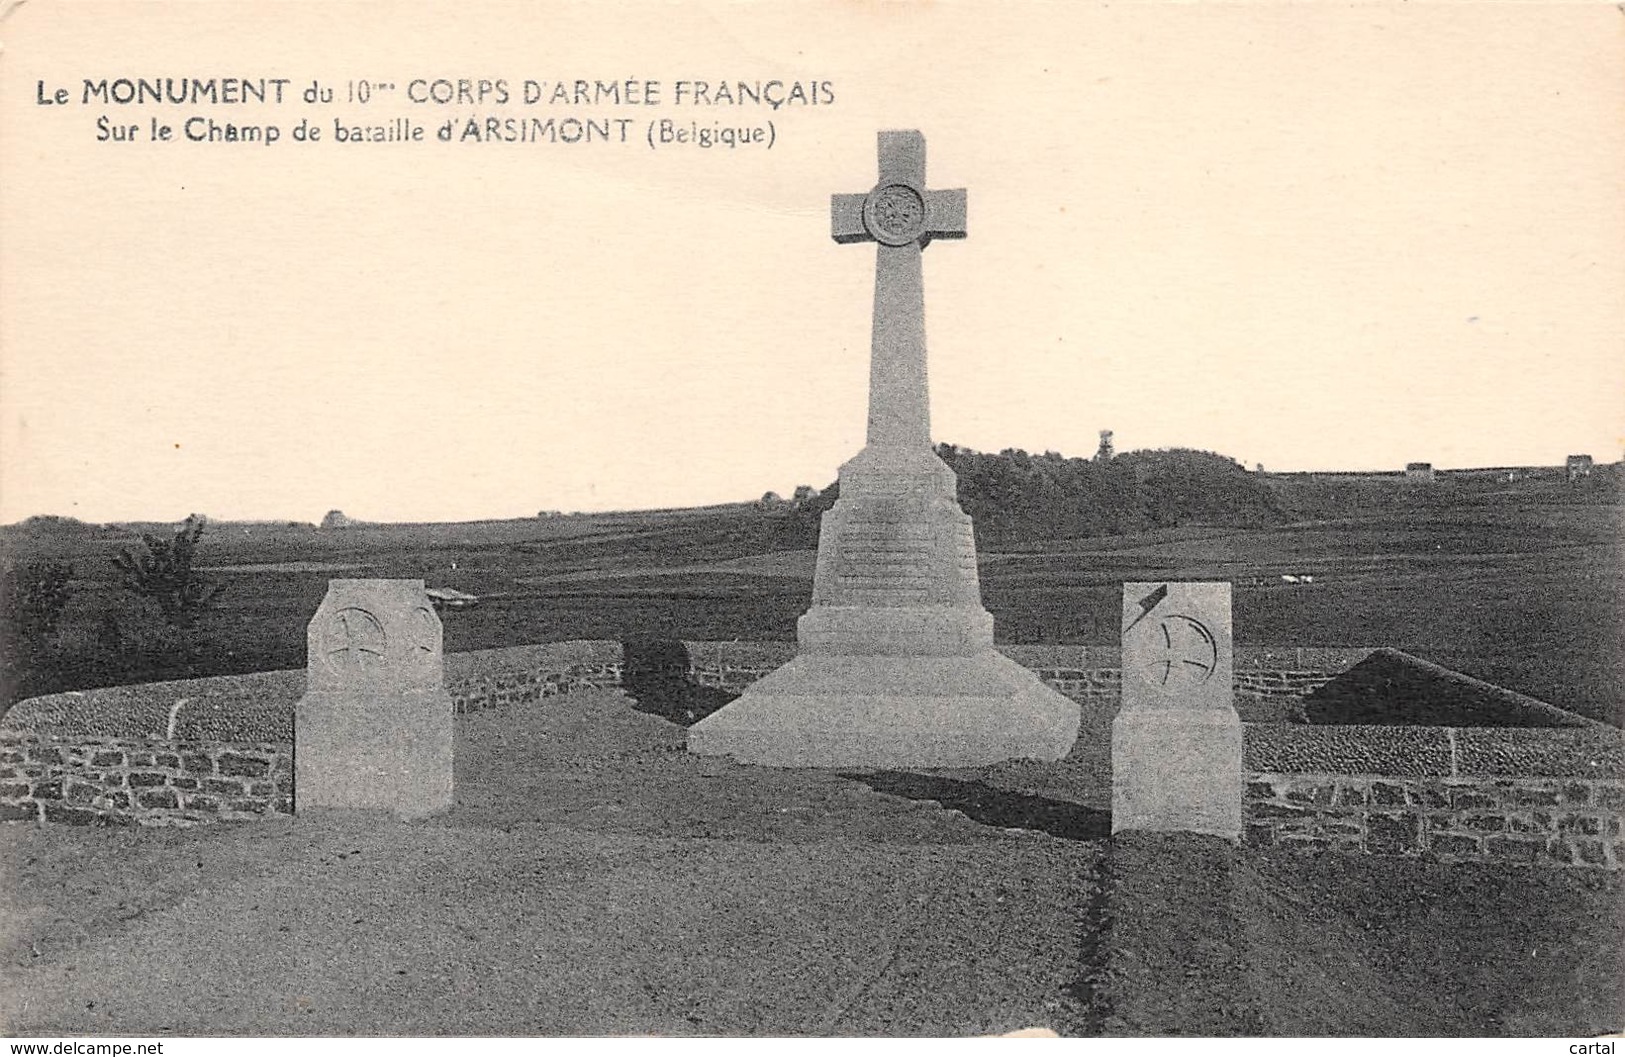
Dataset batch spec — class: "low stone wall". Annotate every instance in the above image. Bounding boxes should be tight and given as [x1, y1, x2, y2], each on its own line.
[1, 734, 290, 826]
[1, 641, 1377, 742]
[1245, 774, 1624, 869]
[1, 670, 305, 745]
[1244, 723, 1625, 778]
[450, 641, 627, 717]
[8, 639, 1620, 868]
[1242, 724, 1625, 869]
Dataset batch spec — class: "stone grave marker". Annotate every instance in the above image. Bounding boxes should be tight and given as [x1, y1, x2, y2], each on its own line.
[1112, 581, 1242, 838]
[294, 578, 453, 818]
[688, 130, 1079, 767]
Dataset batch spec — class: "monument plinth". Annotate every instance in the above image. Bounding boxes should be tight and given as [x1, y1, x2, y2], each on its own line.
[688, 130, 1080, 768]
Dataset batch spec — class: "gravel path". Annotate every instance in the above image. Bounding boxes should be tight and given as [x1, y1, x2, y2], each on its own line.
[3, 691, 1101, 1036]
[5, 689, 1619, 1036]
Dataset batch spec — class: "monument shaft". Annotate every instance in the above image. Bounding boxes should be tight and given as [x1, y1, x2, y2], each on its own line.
[868, 243, 929, 448]
[804, 130, 985, 654]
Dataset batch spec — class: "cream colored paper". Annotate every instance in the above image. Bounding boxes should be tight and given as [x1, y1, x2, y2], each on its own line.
[2, 1, 1621, 523]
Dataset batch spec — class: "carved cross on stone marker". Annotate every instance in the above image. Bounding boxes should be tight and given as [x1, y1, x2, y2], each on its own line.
[831, 130, 967, 450]
[324, 607, 387, 673]
[1142, 615, 1219, 688]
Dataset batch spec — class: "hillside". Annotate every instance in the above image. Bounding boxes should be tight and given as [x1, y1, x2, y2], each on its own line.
[777, 444, 1288, 548]
[2, 446, 1621, 722]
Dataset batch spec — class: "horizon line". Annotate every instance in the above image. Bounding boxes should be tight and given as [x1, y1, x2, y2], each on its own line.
[4, 455, 1615, 532]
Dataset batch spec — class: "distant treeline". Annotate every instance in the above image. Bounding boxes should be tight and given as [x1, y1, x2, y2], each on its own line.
[777, 444, 1284, 548]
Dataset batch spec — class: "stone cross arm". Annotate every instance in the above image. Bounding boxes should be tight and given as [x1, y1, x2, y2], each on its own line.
[830, 130, 967, 247]
[826, 129, 965, 451]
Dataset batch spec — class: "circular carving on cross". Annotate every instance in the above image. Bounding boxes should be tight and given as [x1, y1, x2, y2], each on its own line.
[409, 606, 438, 661]
[863, 183, 927, 246]
[321, 607, 387, 675]
[1139, 615, 1218, 688]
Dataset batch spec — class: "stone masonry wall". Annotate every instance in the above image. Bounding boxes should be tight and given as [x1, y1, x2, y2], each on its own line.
[8, 639, 1621, 868]
[1, 734, 290, 827]
[573, 642, 1364, 723]
[450, 662, 624, 716]
[1242, 724, 1625, 869]
[1246, 774, 1625, 869]
[0, 642, 1375, 742]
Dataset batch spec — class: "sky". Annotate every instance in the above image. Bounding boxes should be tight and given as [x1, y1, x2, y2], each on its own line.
[2, 1, 1622, 524]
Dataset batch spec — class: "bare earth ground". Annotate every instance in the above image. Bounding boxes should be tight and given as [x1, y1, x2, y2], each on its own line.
[3, 690, 1622, 1037]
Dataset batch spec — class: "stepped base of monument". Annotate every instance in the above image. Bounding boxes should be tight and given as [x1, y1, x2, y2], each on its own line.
[686, 651, 1081, 768]
[797, 604, 994, 656]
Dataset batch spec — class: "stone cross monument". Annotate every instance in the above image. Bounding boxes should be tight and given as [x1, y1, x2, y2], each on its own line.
[689, 130, 1080, 767]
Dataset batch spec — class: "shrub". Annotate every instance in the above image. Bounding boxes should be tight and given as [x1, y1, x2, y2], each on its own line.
[111, 514, 226, 626]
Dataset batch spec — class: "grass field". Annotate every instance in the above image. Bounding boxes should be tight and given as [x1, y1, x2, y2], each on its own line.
[3, 489, 1621, 723]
